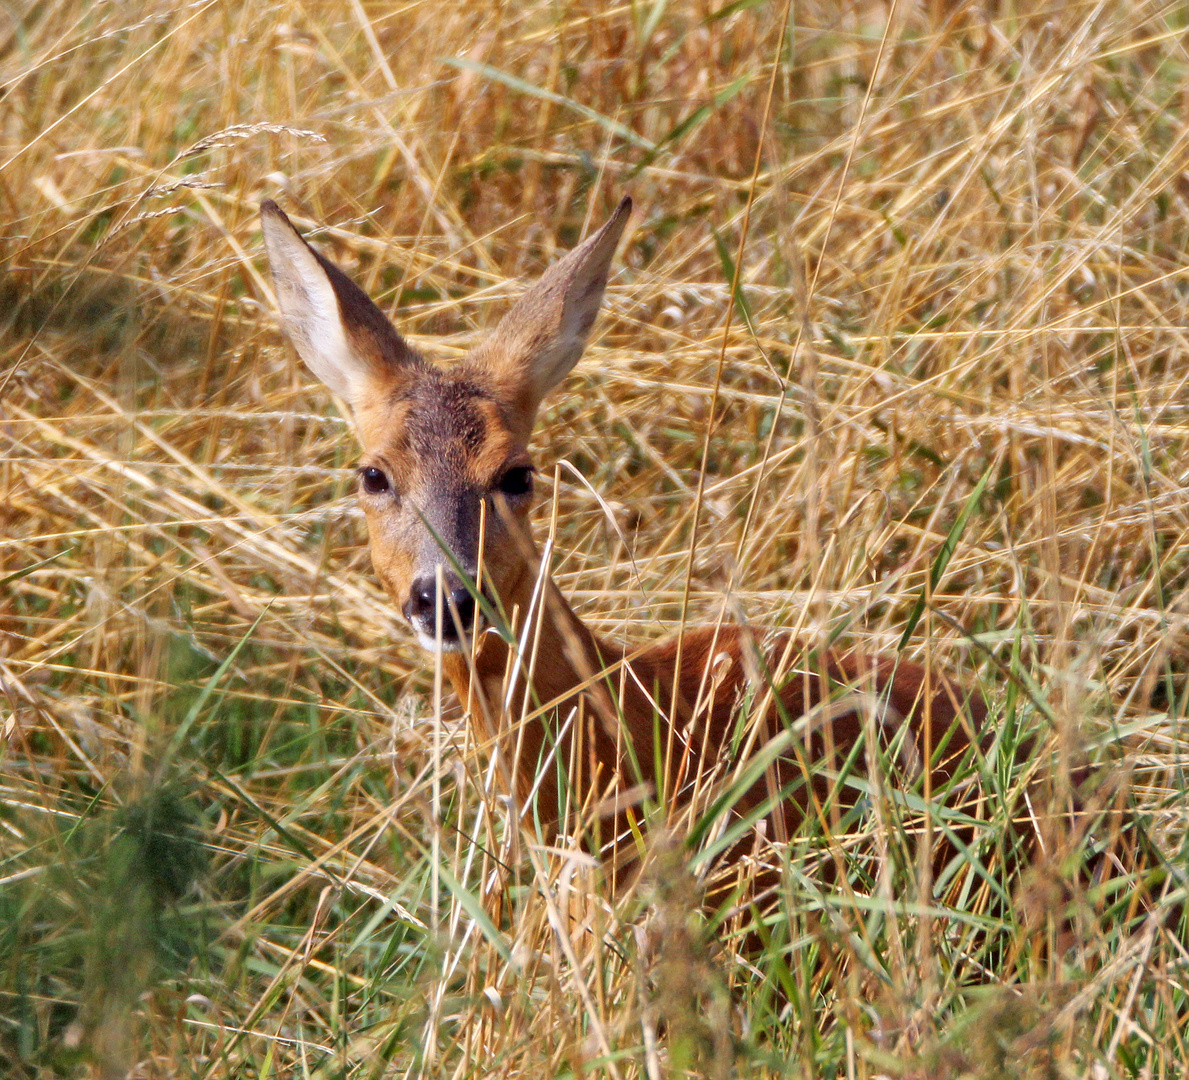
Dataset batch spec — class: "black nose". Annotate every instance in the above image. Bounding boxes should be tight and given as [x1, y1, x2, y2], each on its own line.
[403, 574, 476, 639]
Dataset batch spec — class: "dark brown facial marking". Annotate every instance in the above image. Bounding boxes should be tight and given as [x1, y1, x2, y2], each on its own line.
[400, 373, 490, 464]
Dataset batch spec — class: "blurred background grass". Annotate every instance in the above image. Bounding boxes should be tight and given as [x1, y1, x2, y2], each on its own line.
[1, 1, 1187, 1077]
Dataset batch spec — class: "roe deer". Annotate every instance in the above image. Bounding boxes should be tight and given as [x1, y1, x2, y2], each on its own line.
[260, 196, 987, 880]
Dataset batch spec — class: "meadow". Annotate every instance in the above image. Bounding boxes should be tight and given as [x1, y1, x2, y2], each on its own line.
[2, 1, 1187, 1077]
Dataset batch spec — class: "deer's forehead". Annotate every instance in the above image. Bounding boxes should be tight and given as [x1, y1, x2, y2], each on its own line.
[358, 373, 521, 482]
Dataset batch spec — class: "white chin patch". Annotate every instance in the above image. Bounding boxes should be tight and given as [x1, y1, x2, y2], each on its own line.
[415, 631, 467, 654]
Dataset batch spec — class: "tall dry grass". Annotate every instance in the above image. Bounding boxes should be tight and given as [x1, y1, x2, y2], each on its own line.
[2, 1, 1187, 1077]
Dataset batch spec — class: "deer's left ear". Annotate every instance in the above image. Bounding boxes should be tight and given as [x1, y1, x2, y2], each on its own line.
[260, 200, 423, 414]
[468, 197, 632, 435]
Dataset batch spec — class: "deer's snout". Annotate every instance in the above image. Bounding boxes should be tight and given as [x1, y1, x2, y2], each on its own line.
[403, 573, 475, 647]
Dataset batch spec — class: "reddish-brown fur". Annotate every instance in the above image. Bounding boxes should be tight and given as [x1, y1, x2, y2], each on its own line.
[260, 197, 988, 880]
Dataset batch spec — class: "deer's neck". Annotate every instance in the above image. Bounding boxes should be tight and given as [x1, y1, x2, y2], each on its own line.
[439, 568, 625, 811]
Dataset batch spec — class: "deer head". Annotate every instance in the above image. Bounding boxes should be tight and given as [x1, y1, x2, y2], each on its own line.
[260, 198, 632, 652]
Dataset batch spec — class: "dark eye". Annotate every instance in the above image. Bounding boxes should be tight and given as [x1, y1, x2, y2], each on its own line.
[359, 466, 391, 495]
[497, 466, 534, 498]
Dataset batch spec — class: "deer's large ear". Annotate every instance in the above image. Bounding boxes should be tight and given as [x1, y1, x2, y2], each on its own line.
[468, 197, 631, 434]
[260, 200, 422, 411]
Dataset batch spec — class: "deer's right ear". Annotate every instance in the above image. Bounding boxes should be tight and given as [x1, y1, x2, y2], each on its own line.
[260, 200, 421, 410]
[467, 197, 632, 437]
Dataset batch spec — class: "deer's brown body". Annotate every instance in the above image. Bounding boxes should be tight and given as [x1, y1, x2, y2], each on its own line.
[261, 197, 985, 868]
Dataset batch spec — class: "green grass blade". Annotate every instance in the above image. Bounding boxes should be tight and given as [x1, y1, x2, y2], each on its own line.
[898, 460, 993, 650]
[443, 58, 655, 150]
